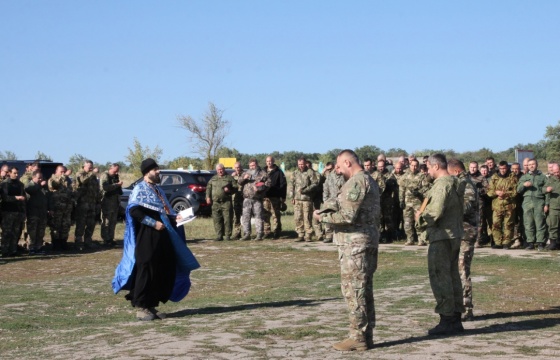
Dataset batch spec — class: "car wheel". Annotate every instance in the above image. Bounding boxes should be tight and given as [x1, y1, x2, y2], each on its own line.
[172, 199, 192, 213]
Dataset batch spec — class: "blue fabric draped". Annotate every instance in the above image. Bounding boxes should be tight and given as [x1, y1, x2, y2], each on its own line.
[111, 180, 200, 302]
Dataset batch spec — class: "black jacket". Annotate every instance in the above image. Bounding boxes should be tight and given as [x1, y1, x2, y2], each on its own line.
[265, 165, 287, 199]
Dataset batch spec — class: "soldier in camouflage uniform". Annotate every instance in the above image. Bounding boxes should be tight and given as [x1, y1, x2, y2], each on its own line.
[322, 162, 346, 243]
[48, 165, 74, 251]
[400, 159, 431, 245]
[1, 167, 26, 257]
[510, 163, 525, 249]
[518, 159, 548, 250]
[371, 159, 398, 243]
[417, 154, 464, 336]
[473, 164, 492, 247]
[18, 161, 39, 246]
[263, 156, 287, 239]
[231, 162, 244, 239]
[545, 163, 560, 250]
[206, 163, 236, 241]
[392, 161, 406, 240]
[24, 170, 49, 254]
[448, 159, 479, 322]
[487, 161, 518, 249]
[73, 160, 100, 249]
[306, 160, 325, 241]
[288, 158, 319, 242]
[238, 159, 271, 240]
[100, 163, 123, 246]
[314, 149, 380, 351]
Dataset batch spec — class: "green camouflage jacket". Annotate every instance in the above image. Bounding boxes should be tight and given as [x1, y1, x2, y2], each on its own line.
[289, 168, 319, 202]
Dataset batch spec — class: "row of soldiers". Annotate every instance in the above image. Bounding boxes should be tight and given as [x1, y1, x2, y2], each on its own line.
[0, 160, 123, 257]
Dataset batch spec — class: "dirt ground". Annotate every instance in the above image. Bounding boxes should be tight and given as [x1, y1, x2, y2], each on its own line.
[35, 243, 560, 360]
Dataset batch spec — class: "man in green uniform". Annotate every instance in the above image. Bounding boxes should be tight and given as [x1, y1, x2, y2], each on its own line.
[544, 163, 560, 250]
[400, 159, 431, 245]
[1, 167, 26, 257]
[48, 165, 74, 251]
[73, 160, 100, 250]
[417, 154, 464, 336]
[206, 163, 236, 241]
[517, 159, 547, 251]
[314, 149, 380, 351]
[24, 170, 49, 254]
[231, 162, 244, 239]
[288, 157, 318, 242]
[100, 163, 123, 247]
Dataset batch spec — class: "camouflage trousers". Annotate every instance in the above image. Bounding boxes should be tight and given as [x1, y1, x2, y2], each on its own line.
[522, 201, 547, 244]
[263, 197, 282, 235]
[513, 203, 525, 242]
[459, 223, 477, 313]
[241, 198, 263, 237]
[74, 201, 97, 244]
[27, 214, 47, 250]
[50, 201, 73, 241]
[404, 206, 426, 243]
[212, 200, 233, 238]
[393, 201, 404, 231]
[293, 200, 314, 239]
[547, 208, 560, 240]
[1, 211, 25, 255]
[379, 196, 394, 233]
[101, 200, 120, 243]
[428, 239, 464, 316]
[232, 199, 243, 237]
[312, 199, 323, 239]
[491, 207, 515, 246]
[336, 239, 378, 342]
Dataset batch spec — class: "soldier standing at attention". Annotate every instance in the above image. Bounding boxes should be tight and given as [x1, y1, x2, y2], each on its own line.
[74, 160, 100, 250]
[48, 165, 73, 251]
[24, 170, 49, 255]
[475, 165, 493, 247]
[517, 159, 547, 250]
[545, 163, 560, 250]
[416, 154, 464, 336]
[322, 162, 346, 243]
[400, 159, 431, 246]
[1, 167, 26, 257]
[363, 158, 375, 174]
[392, 161, 406, 240]
[231, 162, 244, 239]
[288, 157, 319, 242]
[371, 159, 397, 243]
[447, 159, 478, 322]
[487, 161, 518, 249]
[509, 162, 525, 249]
[262, 156, 287, 239]
[206, 163, 236, 241]
[486, 157, 497, 176]
[100, 163, 123, 247]
[238, 159, 270, 241]
[306, 160, 325, 242]
[314, 149, 380, 351]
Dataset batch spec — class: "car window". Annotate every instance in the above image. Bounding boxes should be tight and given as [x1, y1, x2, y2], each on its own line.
[161, 174, 183, 186]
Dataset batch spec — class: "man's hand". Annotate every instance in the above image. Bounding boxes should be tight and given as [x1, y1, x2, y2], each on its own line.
[291, 199, 295, 205]
[155, 221, 165, 231]
[524, 181, 532, 187]
[544, 205, 549, 214]
[313, 210, 321, 221]
[547, 186, 553, 193]
[15, 196, 25, 201]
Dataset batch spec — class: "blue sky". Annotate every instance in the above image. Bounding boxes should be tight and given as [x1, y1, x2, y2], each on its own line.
[1, 1, 559, 165]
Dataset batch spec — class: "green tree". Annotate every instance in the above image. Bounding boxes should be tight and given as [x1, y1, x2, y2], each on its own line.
[545, 121, 560, 160]
[125, 138, 163, 177]
[0, 150, 17, 160]
[66, 153, 89, 173]
[167, 156, 204, 170]
[35, 151, 53, 161]
[354, 145, 381, 162]
[177, 102, 230, 170]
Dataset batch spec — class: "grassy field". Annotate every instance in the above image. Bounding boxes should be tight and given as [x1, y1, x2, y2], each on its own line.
[1, 214, 560, 359]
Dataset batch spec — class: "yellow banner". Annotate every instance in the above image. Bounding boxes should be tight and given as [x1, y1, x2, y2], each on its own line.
[219, 158, 237, 168]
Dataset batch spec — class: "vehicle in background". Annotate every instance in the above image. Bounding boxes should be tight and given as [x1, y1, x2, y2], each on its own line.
[119, 170, 216, 217]
[0, 160, 63, 180]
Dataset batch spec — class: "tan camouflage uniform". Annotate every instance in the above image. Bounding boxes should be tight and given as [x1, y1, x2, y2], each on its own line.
[288, 167, 319, 241]
[487, 172, 518, 247]
[238, 167, 270, 238]
[400, 170, 431, 245]
[319, 170, 380, 345]
[322, 169, 346, 242]
[100, 171, 122, 245]
[74, 170, 100, 247]
[48, 174, 74, 250]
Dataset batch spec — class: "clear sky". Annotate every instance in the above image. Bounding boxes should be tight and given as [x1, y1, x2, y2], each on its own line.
[1, 1, 559, 165]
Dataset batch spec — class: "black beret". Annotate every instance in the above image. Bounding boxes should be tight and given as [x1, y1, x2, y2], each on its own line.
[141, 158, 159, 175]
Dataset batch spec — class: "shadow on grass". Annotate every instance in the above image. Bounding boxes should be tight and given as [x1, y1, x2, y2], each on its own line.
[168, 297, 341, 318]
[375, 307, 560, 349]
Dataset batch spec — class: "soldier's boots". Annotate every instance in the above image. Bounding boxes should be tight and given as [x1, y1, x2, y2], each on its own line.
[232, 232, 241, 240]
[241, 235, 251, 241]
[404, 240, 415, 246]
[453, 312, 465, 333]
[524, 242, 535, 250]
[537, 243, 546, 251]
[510, 239, 523, 249]
[136, 308, 156, 321]
[545, 239, 558, 250]
[294, 237, 304, 242]
[323, 237, 333, 243]
[428, 314, 457, 336]
[224, 236, 231, 241]
[332, 338, 368, 352]
[255, 234, 263, 241]
[215, 236, 223, 241]
[418, 241, 427, 246]
[462, 309, 474, 322]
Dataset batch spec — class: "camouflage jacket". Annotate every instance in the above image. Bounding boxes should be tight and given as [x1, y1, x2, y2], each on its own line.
[468, 171, 490, 205]
[20, 170, 34, 187]
[371, 169, 397, 199]
[207, 174, 236, 202]
[74, 170, 100, 204]
[232, 170, 244, 205]
[319, 170, 381, 245]
[48, 174, 73, 203]
[488, 172, 518, 210]
[392, 171, 406, 202]
[238, 167, 271, 200]
[456, 171, 478, 226]
[517, 170, 547, 202]
[545, 176, 560, 210]
[323, 170, 346, 202]
[417, 175, 464, 242]
[288, 168, 319, 202]
[399, 170, 431, 208]
[100, 171, 123, 202]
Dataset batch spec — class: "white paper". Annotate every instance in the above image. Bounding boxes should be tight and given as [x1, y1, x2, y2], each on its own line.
[176, 207, 196, 227]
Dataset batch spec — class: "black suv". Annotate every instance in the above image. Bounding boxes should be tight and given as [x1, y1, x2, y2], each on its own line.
[120, 170, 215, 216]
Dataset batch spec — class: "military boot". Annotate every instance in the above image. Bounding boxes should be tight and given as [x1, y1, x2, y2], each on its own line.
[51, 238, 61, 251]
[545, 239, 558, 250]
[510, 239, 523, 249]
[453, 312, 465, 332]
[462, 309, 474, 322]
[332, 338, 368, 352]
[428, 314, 455, 335]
